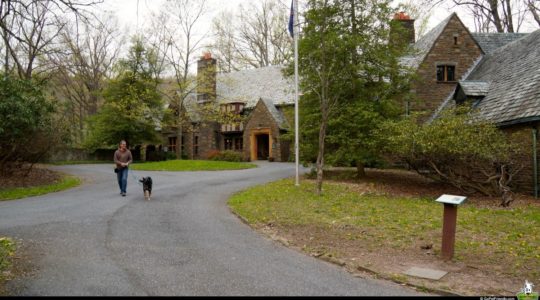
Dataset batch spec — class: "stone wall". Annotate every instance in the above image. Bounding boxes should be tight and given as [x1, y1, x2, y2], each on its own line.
[243, 100, 285, 162]
[176, 123, 220, 160]
[278, 105, 294, 162]
[196, 122, 220, 159]
[411, 15, 483, 119]
[501, 123, 539, 196]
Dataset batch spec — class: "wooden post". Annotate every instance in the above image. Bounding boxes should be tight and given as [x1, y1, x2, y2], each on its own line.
[436, 195, 466, 261]
[441, 204, 458, 260]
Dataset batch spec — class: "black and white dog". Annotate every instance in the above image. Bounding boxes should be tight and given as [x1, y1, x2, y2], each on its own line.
[139, 177, 153, 201]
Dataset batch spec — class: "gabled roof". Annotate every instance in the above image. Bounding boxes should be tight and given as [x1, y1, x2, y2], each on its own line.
[465, 29, 540, 126]
[216, 65, 294, 108]
[471, 33, 529, 55]
[399, 14, 454, 69]
[180, 65, 294, 123]
[260, 98, 290, 130]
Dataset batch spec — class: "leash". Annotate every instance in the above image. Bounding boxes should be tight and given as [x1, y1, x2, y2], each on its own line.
[128, 168, 143, 186]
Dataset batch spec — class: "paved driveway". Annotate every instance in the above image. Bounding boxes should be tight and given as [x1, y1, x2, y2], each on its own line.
[0, 162, 424, 296]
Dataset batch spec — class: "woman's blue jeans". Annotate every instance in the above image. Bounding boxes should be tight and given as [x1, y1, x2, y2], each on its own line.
[117, 167, 129, 194]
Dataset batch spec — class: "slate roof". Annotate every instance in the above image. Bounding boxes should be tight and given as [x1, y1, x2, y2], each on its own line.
[471, 33, 529, 55]
[429, 55, 484, 122]
[464, 29, 540, 126]
[399, 14, 527, 70]
[458, 80, 491, 97]
[260, 98, 290, 130]
[399, 14, 454, 69]
[399, 12, 537, 127]
[216, 65, 295, 108]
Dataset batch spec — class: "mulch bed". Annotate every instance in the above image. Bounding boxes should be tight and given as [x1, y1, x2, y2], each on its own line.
[0, 166, 61, 190]
[322, 168, 540, 209]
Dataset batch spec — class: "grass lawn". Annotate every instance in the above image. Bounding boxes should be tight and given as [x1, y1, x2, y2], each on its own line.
[130, 159, 257, 171]
[0, 236, 16, 295]
[229, 178, 540, 284]
[0, 237, 15, 278]
[0, 176, 81, 201]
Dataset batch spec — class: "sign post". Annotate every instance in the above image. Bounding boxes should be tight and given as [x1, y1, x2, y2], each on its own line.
[435, 194, 467, 260]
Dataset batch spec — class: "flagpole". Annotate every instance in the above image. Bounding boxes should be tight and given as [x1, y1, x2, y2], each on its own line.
[294, 0, 300, 187]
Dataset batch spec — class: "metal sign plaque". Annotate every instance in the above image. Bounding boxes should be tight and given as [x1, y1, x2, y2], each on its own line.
[435, 194, 467, 205]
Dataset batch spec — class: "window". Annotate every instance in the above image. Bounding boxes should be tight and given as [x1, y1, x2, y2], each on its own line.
[437, 65, 455, 82]
[224, 137, 233, 150]
[235, 138, 243, 151]
[168, 137, 177, 152]
[224, 137, 242, 151]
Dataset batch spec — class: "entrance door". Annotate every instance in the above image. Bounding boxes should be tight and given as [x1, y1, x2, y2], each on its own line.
[256, 134, 269, 160]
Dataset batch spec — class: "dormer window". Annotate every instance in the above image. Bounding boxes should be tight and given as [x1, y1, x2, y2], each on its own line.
[220, 102, 245, 133]
[437, 65, 456, 82]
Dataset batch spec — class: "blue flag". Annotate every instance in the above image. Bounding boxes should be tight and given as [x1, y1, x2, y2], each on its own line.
[288, 0, 294, 37]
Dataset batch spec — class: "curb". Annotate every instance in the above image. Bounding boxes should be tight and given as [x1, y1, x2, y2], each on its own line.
[229, 208, 464, 296]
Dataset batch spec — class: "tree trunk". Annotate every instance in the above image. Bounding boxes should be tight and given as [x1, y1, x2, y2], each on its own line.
[3, 27, 8, 73]
[487, 0, 505, 32]
[356, 160, 366, 178]
[504, 0, 514, 32]
[176, 122, 183, 160]
[88, 92, 98, 115]
[316, 116, 328, 196]
[498, 164, 514, 207]
[527, 0, 540, 27]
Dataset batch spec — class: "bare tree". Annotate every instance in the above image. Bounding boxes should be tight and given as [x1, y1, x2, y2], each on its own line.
[0, 0, 102, 79]
[209, 10, 239, 73]
[48, 13, 121, 145]
[0, 0, 66, 79]
[0, 0, 100, 18]
[526, 0, 540, 27]
[144, 0, 210, 159]
[209, 0, 292, 71]
[422, 0, 531, 32]
[234, 0, 292, 68]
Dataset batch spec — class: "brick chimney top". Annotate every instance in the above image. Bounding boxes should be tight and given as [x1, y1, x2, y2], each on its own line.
[391, 11, 416, 44]
[202, 52, 212, 60]
[394, 11, 413, 21]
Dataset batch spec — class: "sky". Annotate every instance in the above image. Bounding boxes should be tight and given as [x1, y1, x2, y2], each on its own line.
[96, 0, 538, 48]
[99, 0, 538, 36]
[97, 0, 248, 36]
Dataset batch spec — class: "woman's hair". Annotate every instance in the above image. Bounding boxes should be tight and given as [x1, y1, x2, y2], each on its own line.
[119, 140, 127, 146]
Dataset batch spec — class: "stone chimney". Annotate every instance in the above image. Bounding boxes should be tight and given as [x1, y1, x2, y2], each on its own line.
[197, 52, 217, 103]
[391, 12, 415, 45]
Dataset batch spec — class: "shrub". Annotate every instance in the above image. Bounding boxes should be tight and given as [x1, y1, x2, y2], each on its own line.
[206, 149, 221, 160]
[210, 150, 243, 162]
[165, 151, 177, 160]
[377, 107, 527, 205]
[0, 74, 63, 175]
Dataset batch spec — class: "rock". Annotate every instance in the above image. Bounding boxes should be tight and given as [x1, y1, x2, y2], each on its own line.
[321, 255, 346, 266]
[420, 243, 433, 250]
